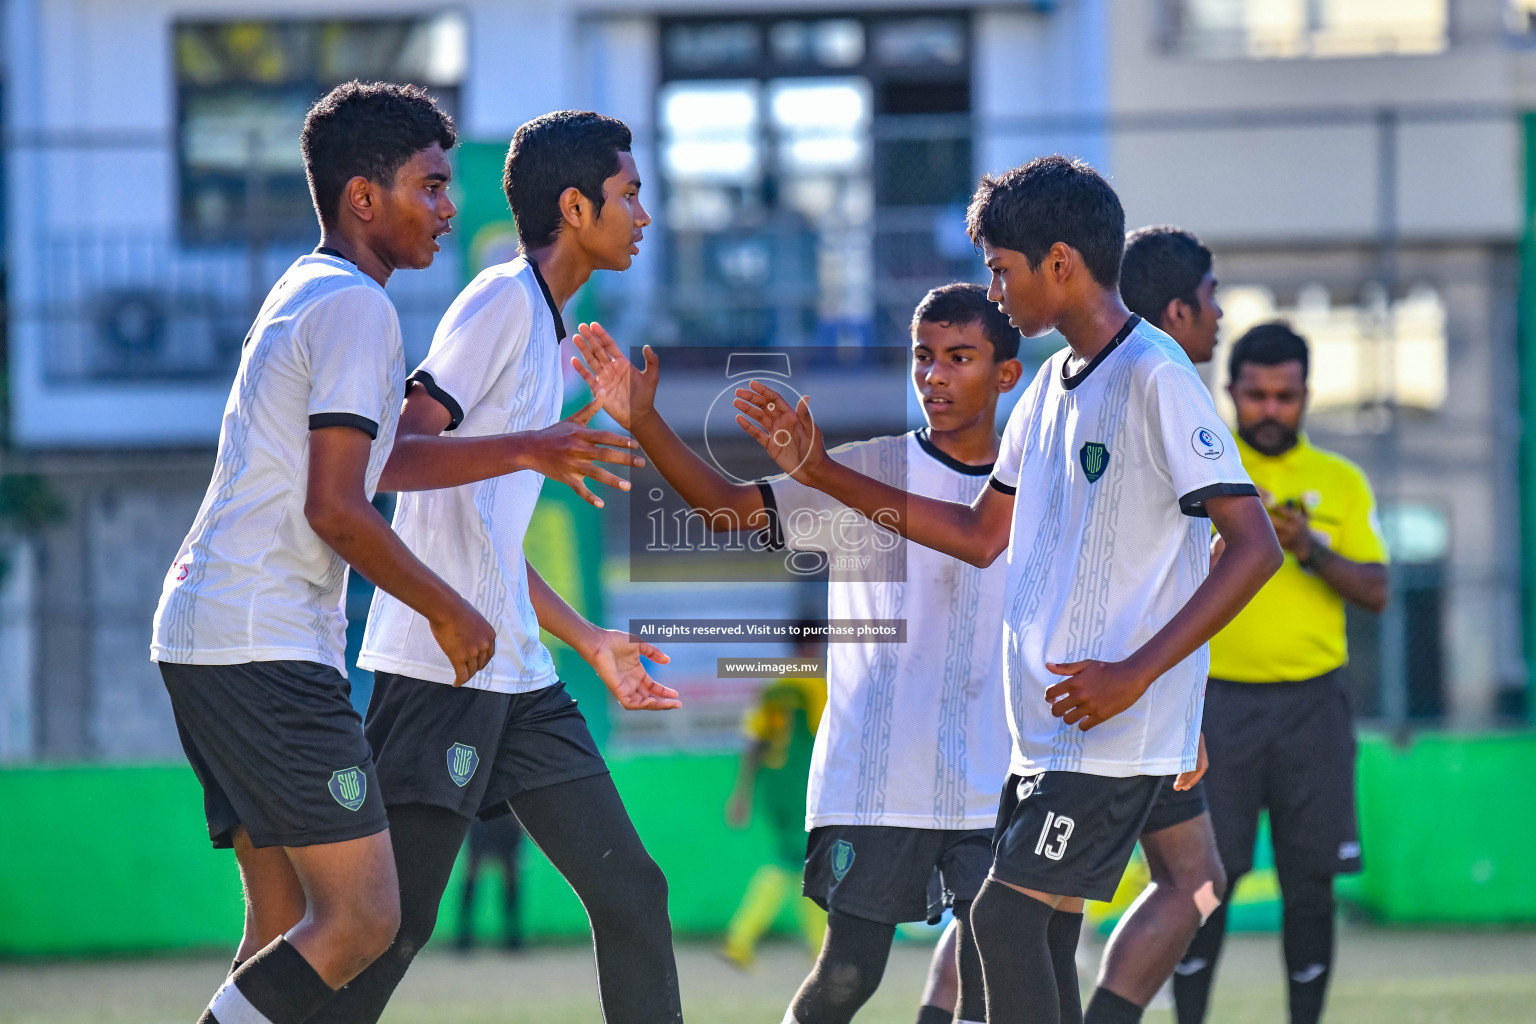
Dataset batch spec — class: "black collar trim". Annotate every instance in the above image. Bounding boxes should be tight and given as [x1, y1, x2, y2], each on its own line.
[914, 428, 994, 476]
[314, 246, 355, 266]
[528, 258, 568, 341]
[1062, 314, 1140, 391]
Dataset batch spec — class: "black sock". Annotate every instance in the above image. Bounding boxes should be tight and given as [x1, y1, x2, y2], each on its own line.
[789, 910, 896, 1024]
[1047, 910, 1085, 1024]
[306, 803, 470, 1024]
[1172, 874, 1237, 1024]
[968, 878, 1060, 1024]
[953, 899, 986, 1023]
[916, 1005, 952, 1024]
[1280, 871, 1335, 1024]
[1084, 988, 1143, 1024]
[511, 774, 683, 1024]
[201, 937, 333, 1024]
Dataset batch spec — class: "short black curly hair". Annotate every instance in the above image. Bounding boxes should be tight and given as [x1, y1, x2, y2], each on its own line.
[1121, 226, 1213, 329]
[911, 282, 1021, 361]
[300, 81, 457, 228]
[966, 156, 1125, 289]
[503, 111, 633, 249]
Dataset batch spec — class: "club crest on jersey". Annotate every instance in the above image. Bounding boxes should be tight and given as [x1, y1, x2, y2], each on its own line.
[447, 743, 480, 788]
[1191, 427, 1225, 460]
[328, 767, 367, 812]
[831, 840, 856, 881]
[1079, 442, 1109, 483]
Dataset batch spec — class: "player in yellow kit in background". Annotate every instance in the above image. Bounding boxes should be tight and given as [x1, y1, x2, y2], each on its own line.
[1174, 321, 1390, 1024]
[722, 629, 830, 968]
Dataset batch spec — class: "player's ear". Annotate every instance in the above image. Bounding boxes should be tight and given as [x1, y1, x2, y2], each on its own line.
[1048, 241, 1074, 282]
[342, 175, 375, 223]
[996, 357, 1024, 394]
[1162, 297, 1186, 331]
[559, 185, 587, 231]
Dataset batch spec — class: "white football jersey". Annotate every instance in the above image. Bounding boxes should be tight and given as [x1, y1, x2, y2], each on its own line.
[151, 251, 404, 674]
[992, 316, 1255, 778]
[763, 430, 1011, 830]
[359, 256, 565, 692]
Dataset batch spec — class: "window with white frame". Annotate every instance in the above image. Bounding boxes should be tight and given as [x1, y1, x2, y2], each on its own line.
[1165, 0, 1448, 58]
[175, 14, 466, 242]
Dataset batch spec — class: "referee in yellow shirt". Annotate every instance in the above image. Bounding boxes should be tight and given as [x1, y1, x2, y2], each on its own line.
[1173, 322, 1388, 1024]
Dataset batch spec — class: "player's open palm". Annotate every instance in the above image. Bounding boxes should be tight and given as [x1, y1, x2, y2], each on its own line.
[431, 600, 497, 686]
[589, 629, 681, 710]
[733, 379, 824, 482]
[571, 321, 659, 432]
[1044, 658, 1148, 730]
[526, 395, 645, 509]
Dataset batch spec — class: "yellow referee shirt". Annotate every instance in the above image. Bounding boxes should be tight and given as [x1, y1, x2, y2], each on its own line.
[1208, 434, 1388, 683]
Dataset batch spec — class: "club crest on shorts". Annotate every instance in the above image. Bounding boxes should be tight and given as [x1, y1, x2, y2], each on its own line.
[831, 839, 855, 881]
[1079, 442, 1109, 483]
[328, 767, 367, 812]
[447, 742, 480, 788]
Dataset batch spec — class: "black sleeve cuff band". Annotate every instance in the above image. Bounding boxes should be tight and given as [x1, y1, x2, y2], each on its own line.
[756, 482, 785, 550]
[989, 476, 1017, 496]
[308, 412, 379, 439]
[1179, 482, 1260, 518]
[407, 369, 465, 431]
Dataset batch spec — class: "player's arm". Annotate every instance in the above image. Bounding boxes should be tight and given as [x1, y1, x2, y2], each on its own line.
[733, 379, 1014, 567]
[306, 425, 494, 684]
[573, 323, 766, 526]
[1269, 503, 1388, 613]
[377, 385, 643, 508]
[1046, 494, 1283, 730]
[726, 739, 767, 827]
[524, 559, 680, 710]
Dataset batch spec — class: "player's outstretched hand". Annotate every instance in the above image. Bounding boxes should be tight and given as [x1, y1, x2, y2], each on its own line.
[733, 379, 825, 483]
[1174, 733, 1209, 791]
[588, 629, 681, 711]
[525, 393, 646, 509]
[431, 599, 497, 686]
[1043, 658, 1149, 731]
[571, 322, 660, 432]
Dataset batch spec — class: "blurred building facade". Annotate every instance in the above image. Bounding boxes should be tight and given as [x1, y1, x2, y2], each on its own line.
[0, 0, 1530, 761]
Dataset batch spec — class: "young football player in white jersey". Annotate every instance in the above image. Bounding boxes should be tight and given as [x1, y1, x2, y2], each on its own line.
[573, 282, 1021, 1024]
[733, 156, 1283, 1024]
[306, 111, 684, 1024]
[150, 83, 496, 1024]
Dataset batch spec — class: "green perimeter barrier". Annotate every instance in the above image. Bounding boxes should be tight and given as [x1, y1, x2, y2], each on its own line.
[3, 732, 1535, 956]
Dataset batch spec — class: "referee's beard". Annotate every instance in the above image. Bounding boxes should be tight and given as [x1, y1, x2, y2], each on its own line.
[1239, 418, 1299, 457]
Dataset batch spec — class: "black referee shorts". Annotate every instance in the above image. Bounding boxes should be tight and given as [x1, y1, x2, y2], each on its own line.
[1203, 671, 1362, 877]
[365, 672, 609, 821]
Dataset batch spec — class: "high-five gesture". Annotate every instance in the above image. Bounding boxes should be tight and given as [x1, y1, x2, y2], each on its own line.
[525, 392, 646, 509]
[733, 379, 826, 483]
[587, 629, 681, 711]
[571, 322, 659, 432]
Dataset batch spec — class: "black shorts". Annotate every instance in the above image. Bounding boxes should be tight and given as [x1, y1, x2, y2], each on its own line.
[990, 771, 1166, 902]
[366, 673, 609, 820]
[803, 825, 992, 925]
[1142, 777, 1209, 836]
[1203, 672, 1361, 877]
[161, 660, 388, 850]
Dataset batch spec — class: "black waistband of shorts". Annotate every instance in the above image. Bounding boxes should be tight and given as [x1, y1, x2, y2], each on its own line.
[1208, 668, 1342, 691]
